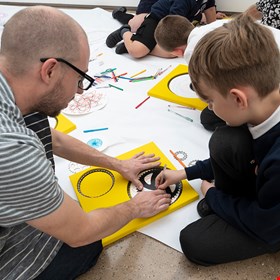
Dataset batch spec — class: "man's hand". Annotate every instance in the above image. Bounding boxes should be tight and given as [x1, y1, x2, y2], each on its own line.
[119, 152, 161, 190]
[130, 189, 171, 218]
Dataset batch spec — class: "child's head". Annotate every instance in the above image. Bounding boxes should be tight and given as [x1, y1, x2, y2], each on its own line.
[189, 14, 280, 101]
[155, 15, 194, 56]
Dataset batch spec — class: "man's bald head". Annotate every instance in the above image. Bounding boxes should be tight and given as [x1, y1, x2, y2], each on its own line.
[0, 6, 88, 75]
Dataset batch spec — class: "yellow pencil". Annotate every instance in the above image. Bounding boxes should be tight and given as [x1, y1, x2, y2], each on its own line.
[130, 69, 146, 78]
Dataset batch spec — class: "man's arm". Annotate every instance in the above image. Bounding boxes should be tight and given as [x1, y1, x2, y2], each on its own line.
[51, 129, 161, 189]
[28, 189, 171, 247]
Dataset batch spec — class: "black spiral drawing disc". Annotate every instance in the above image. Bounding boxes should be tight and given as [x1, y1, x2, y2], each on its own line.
[127, 166, 182, 204]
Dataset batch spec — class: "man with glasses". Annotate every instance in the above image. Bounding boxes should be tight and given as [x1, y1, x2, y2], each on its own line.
[0, 6, 171, 279]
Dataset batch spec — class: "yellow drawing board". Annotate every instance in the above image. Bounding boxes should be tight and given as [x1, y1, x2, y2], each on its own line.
[70, 142, 199, 246]
[54, 114, 76, 134]
[148, 64, 207, 110]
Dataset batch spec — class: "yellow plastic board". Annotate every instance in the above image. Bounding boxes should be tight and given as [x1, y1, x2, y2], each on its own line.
[54, 114, 76, 134]
[70, 142, 199, 246]
[148, 64, 207, 110]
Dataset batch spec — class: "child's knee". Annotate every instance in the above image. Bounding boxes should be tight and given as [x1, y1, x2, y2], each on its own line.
[180, 223, 213, 266]
[209, 125, 253, 158]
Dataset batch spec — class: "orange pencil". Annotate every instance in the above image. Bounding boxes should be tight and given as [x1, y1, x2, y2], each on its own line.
[169, 149, 186, 168]
[115, 72, 127, 78]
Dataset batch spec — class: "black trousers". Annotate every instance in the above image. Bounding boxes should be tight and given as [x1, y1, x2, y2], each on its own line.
[180, 125, 280, 266]
[35, 241, 102, 279]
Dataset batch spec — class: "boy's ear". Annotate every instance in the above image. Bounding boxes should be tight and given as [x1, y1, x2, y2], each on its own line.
[229, 88, 248, 109]
[171, 47, 185, 58]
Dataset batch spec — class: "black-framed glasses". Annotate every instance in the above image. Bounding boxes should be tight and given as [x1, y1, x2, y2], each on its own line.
[40, 57, 95, 90]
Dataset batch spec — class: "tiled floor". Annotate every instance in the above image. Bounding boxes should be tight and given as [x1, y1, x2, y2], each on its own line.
[78, 231, 280, 280]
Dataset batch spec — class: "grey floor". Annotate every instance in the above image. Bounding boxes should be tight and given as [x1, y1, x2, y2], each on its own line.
[78, 231, 280, 280]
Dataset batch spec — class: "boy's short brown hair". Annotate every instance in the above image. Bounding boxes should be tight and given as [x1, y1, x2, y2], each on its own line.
[155, 15, 194, 51]
[189, 14, 280, 99]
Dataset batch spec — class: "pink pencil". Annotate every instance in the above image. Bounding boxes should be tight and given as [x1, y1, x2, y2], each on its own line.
[135, 96, 151, 109]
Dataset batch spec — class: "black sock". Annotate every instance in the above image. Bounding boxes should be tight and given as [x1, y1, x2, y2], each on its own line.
[120, 26, 130, 37]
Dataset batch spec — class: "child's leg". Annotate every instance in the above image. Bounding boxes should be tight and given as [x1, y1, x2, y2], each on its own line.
[112, 7, 134, 24]
[124, 14, 159, 58]
[180, 214, 280, 266]
[209, 125, 256, 197]
[200, 107, 226, 131]
[106, 14, 159, 58]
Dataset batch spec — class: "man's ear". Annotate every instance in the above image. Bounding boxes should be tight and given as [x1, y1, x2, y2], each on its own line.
[40, 58, 59, 84]
[229, 88, 248, 109]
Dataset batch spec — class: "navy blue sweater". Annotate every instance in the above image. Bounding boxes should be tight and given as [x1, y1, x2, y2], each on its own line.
[186, 117, 280, 245]
[150, 0, 215, 21]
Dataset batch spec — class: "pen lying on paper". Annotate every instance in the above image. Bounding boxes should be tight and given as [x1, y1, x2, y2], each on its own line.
[168, 108, 193, 122]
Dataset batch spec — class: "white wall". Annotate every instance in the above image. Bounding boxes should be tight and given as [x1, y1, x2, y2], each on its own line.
[0, 0, 256, 12]
[216, 0, 255, 12]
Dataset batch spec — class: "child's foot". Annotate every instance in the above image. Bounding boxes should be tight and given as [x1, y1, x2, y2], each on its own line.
[196, 198, 213, 217]
[115, 43, 128, 54]
[106, 24, 130, 48]
[112, 6, 127, 19]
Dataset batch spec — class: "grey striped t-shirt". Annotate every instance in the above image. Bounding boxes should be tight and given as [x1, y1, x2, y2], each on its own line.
[0, 73, 64, 279]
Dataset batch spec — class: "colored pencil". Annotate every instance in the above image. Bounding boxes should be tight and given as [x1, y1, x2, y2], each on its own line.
[108, 84, 123, 91]
[130, 76, 154, 82]
[115, 72, 127, 78]
[169, 149, 186, 168]
[83, 128, 108, 133]
[168, 104, 196, 110]
[118, 76, 134, 81]
[159, 164, 167, 185]
[130, 69, 146, 78]
[168, 108, 193, 122]
[135, 96, 150, 109]
[111, 70, 118, 82]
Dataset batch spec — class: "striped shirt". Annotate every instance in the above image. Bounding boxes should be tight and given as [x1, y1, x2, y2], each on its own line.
[23, 112, 55, 170]
[0, 72, 64, 279]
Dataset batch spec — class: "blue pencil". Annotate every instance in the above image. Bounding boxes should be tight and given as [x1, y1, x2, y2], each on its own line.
[83, 128, 108, 133]
[118, 76, 134, 81]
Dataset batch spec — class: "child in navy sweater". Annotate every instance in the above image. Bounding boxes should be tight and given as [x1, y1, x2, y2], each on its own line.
[156, 14, 280, 265]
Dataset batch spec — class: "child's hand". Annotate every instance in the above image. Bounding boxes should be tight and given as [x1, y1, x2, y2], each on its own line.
[216, 12, 227, 19]
[128, 13, 147, 33]
[156, 169, 186, 190]
[201, 180, 215, 196]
